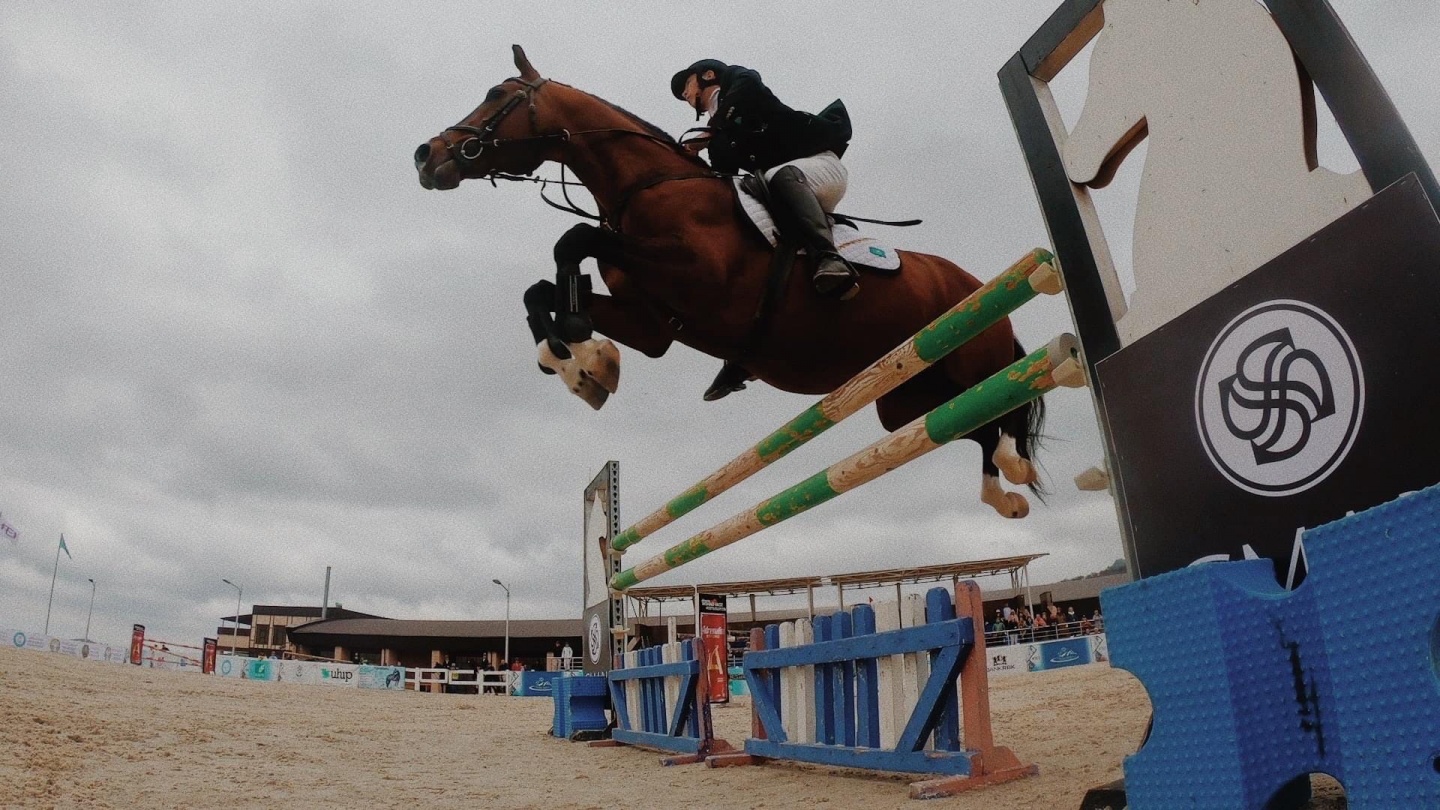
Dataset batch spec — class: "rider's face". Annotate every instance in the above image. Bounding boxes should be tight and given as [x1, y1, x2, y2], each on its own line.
[681, 73, 717, 113]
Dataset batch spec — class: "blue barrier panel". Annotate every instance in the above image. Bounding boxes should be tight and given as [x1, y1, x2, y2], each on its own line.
[1103, 484, 1440, 809]
[607, 640, 704, 755]
[743, 587, 978, 776]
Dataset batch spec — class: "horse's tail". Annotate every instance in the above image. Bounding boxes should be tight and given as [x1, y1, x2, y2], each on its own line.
[1015, 337, 1048, 500]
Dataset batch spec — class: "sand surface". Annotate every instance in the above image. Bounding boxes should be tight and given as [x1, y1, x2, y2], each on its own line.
[0, 646, 1346, 809]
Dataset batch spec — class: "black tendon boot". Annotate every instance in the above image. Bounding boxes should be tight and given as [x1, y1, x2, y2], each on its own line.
[767, 165, 859, 301]
[703, 361, 753, 402]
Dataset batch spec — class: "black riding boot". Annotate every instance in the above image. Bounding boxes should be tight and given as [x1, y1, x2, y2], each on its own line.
[768, 165, 859, 301]
[703, 361, 753, 402]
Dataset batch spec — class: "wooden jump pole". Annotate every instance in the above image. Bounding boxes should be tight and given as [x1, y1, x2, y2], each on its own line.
[610, 248, 1062, 553]
[610, 333, 1084, 591]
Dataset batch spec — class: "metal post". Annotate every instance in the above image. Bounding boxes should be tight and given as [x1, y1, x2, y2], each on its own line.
[44, 534, 64, 636]
[321, 566, 331, 620]
[84, 578, 96, 641]
[222, 579, 243, 654]
[492, 579, 511, 665]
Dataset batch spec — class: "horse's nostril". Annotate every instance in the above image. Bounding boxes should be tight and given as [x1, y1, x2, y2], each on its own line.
[413, 143, 430, 168]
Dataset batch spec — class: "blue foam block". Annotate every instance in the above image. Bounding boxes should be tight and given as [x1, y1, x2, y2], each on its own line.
[552, 674, 609, 739]
[1102, 483, 1440, 809]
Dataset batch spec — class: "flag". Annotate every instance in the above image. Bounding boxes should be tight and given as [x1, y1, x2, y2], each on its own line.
[0, 512, 16, 543]
[59, 534, 71, 560]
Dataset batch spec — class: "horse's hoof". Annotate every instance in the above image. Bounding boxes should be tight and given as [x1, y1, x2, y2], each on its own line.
[572, 374, 611, 410]
[1003, 493, 1030, 519]
[573, 339, 620, 394]
[537, 363, 556, 376]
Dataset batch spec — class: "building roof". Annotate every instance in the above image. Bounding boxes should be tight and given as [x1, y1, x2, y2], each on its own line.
[289, 617, 581, 641]
[222, 605, 385, 627]
[624, 555, 1047, 602]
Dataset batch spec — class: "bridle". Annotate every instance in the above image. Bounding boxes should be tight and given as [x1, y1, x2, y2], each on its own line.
[434, 76, 719, 228]
[443, 76, 553, 169]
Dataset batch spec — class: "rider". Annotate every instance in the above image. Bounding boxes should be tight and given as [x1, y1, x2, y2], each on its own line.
[671, 59, 858, 401]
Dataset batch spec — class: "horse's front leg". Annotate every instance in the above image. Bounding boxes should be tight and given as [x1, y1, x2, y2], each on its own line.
[522, 223, 634, 409]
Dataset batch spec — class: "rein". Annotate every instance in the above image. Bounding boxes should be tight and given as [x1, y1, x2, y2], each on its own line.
[442, 77, 718, 228]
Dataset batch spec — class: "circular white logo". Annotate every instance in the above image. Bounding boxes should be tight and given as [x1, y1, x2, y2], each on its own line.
[587, 614, 603, 664]
[1195, 300, 1364, 496]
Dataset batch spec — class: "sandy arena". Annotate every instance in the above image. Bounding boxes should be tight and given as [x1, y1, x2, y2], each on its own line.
[0, 646, 1346, 809]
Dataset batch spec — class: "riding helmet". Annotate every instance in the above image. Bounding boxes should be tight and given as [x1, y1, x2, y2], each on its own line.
[671, 59, 729, 99]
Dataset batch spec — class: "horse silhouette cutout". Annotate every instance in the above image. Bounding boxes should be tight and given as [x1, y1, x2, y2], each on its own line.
[414, 46, 1047, 518]
[1064, 0, 1371, 345]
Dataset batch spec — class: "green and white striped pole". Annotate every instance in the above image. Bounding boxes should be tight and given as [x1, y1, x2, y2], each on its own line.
[610, 248, 1062, 554]
[610, 333, 1084, 591]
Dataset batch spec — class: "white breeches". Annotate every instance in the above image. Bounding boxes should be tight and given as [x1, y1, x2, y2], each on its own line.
[765, 151, 848, 212]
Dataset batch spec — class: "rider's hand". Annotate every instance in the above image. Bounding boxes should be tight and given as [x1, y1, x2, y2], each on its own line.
[682, 138, 711, 155]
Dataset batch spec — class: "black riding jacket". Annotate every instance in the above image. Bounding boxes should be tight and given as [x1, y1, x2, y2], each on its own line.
[704, 66, 851, 174]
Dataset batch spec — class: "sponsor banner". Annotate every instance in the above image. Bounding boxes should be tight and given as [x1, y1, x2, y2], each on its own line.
[1089, 634, 1109, 664]
[512, 670, 559, 697]
[699, 593, 729, 704]
[129, 625, 145, 665]
[357, 665, 406, 690]
[270, 660, 354, 685]
[4, 628, 50, 652]
[985, 645, 1027, 678]
[215, 655, 280, 681]
[1098, 178, 1440, 580]
[1, 628, 134, 665]
[1027, 637, 1093, 672]
[984, 635, 1110, 677]
[202, 639, 217, 674]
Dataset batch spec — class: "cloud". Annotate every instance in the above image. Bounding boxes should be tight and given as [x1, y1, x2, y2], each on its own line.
[1, 1, 1432, 646]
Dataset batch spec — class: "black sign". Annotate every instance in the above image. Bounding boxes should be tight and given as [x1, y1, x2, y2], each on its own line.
[698, 593, 728, 615]
[1097, 176, 1440, 579]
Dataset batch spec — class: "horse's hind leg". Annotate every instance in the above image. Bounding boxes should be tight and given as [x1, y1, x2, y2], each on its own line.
[973, 422, 1030, 519]
[993, 406, 1039, 486]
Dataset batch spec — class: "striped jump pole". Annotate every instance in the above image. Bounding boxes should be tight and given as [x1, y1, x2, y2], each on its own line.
[610, 333, 1085, 591]
[610, 248, 1062, 554]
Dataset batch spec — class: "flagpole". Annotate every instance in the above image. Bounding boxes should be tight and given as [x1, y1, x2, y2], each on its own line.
[44, 534, 63, 636]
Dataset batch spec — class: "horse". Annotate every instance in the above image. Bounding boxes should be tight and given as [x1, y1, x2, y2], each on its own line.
[413, 46, 1044, 519]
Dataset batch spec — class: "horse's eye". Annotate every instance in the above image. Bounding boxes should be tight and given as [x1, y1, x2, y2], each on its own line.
[485, 86, 504, 103]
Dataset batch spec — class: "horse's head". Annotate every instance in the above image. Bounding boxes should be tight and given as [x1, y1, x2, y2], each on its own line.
[415, 45, 556, 190]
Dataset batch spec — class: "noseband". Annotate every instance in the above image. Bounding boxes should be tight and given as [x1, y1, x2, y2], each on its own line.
[444, 77, 552, 170]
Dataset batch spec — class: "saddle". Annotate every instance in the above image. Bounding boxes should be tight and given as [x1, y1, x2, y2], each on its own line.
[734, 175, 902, 276]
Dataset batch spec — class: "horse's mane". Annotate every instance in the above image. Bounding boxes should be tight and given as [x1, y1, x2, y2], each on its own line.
[542, 79, 702, 160]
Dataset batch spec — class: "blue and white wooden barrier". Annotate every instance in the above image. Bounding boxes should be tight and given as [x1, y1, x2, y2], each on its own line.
[712, 582, 1036, 799]
[603, 623, 737, 764]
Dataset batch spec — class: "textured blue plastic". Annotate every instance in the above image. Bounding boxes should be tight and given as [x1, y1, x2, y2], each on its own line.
[1102, 484, 1440, 809]
[552, 674, 609, 740]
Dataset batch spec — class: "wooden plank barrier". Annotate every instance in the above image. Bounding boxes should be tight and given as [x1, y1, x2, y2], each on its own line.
[610, 332, 1085, 591]
[609, 248, 1062, 554]
[709, 581, 1038, 799]
[600, 634, 736, 765]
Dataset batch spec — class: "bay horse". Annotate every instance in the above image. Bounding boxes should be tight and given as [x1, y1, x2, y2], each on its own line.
[413, 46, 1044, 518]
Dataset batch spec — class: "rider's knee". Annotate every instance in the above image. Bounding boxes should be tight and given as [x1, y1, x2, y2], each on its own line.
[770, 164, 806, 186]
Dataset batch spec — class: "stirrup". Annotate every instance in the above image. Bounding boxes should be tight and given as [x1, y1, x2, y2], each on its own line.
[812, 257, 860, 301]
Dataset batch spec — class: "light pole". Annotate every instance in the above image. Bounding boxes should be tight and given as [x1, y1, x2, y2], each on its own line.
[491, 579, 510, 666]
[222, 578, 243, 654]
[84, 578, 96, 642]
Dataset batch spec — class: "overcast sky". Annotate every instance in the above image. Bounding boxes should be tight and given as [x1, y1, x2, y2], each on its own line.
[2, 2, 1435, 647]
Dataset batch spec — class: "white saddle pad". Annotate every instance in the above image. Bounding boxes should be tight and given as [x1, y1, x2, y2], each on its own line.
[734, 178, 902, 271]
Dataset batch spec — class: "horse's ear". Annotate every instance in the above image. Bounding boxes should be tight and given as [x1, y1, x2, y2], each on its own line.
[513, 45, 540, 81]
